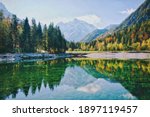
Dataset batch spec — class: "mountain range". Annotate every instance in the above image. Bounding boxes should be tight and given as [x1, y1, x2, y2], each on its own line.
[57, 19, 97, 42]
[96, 0, 150, 42]
[80, 29, 108, 43]
[1, 0, 149, 46]
[116, 0, 150, 30]
[1, 2, 98, 43]
[80, 24, 118, 43]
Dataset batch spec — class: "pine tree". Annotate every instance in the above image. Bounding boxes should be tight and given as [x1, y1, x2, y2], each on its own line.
[10, 15, 19, 52]
[21, 17, 31, 52]
[48, 23, 54, 53]
[31, 19, 37, 52]
[36, 22, 42, 51]
[42, 24, 48, 51]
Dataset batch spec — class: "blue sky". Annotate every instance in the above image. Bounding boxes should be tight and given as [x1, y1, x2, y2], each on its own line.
[0, 0, 145, 28]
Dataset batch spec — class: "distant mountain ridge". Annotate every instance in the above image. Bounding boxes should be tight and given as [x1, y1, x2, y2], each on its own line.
[0, 2, 13, 18]
[91, 0, 150, 51]
[81, 24, 118, 43]
[80, 29, 108, 43]
[95, 0, 150, 42]
[57, 19, 96, 42]
[105, 24, 118, 31]
[116, 0, 150, 30]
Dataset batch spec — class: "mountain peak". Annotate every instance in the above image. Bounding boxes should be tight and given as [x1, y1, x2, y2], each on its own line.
[57, 19, 96, 42]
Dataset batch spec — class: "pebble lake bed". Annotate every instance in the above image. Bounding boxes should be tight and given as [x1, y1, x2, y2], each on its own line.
[85, 52, 150, 59]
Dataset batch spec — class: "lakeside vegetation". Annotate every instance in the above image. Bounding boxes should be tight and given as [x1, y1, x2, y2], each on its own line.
[0, 12, 67, 54]
[1, 11, 150, 55]
[0, 14, 150, 55]
[67, 0, 150, 52]
[0, 0, 149, 101]
[0, 0, 150, 55]
[67, 20, 150, 52]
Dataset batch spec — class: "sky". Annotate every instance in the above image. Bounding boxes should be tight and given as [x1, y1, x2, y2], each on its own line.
[0, 0, 145, 28]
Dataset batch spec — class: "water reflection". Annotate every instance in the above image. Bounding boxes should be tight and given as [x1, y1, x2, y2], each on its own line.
[0, 58, 149, 100]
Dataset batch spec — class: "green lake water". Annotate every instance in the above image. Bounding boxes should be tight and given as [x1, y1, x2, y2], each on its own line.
[0, 58, 150, 100]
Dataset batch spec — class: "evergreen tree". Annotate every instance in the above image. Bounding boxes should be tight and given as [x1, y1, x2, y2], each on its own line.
[0, 11, 4, 21]
[10, 15, 19, 52]
[42, 24, 48, 51]
[0, 12, 11, 53]
[21, 17, 31, 52]
[0, 13, 67, 53]
[36, 22, 42, 51]
[31, 18, 37, 52]
[48, 23, 54, 53]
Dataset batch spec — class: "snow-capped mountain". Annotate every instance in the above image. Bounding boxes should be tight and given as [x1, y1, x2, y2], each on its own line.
[57, 19, 96, 42]
[0, 2, 12, 18]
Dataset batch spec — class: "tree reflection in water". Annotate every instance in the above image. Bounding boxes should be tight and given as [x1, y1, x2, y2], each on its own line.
[0, 58, 149, 100]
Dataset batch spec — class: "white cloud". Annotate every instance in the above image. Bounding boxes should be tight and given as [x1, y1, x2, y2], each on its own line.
[76, 14, 103, 28]
[120, 8, 135, 15]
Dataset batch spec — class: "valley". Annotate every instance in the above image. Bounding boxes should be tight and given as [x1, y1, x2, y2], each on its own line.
[0, 0, 150, 100]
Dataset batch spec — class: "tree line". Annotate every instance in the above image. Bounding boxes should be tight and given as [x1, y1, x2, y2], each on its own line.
[1, 10, 149, 53]
[67, 20, 150, 51]
[0, 11, 67, 53]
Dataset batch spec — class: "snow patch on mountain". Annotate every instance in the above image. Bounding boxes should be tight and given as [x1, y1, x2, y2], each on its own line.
[57, 19, 96, 42]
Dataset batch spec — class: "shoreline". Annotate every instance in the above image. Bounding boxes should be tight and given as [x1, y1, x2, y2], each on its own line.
[0, 52, 150, 63]
[85, 52, 150, 59]
[0, 53, 72, 62]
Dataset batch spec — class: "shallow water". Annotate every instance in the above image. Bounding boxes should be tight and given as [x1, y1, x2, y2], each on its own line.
[0, 58, 150, 100]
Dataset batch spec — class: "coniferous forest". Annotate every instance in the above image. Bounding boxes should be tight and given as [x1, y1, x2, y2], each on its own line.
[0, 0, 150, 101]
[66, 0, 150, 52]
[0, 0, 150, 54]
[0, 12, 67, 53]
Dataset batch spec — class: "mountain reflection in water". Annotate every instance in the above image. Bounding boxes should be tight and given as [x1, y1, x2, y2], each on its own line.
[0, 58, 149, 100]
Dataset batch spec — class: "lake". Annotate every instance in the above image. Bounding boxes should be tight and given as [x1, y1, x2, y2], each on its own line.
[0, 58, 150, 100]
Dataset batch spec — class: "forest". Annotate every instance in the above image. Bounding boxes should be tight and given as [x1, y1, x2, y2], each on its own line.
[0, 9, 150, 54]
[67, 20, 150, 52]
[0, 11, 67, 54]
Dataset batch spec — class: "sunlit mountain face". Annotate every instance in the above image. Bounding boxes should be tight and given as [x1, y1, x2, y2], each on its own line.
[57, 19, 96, 42]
